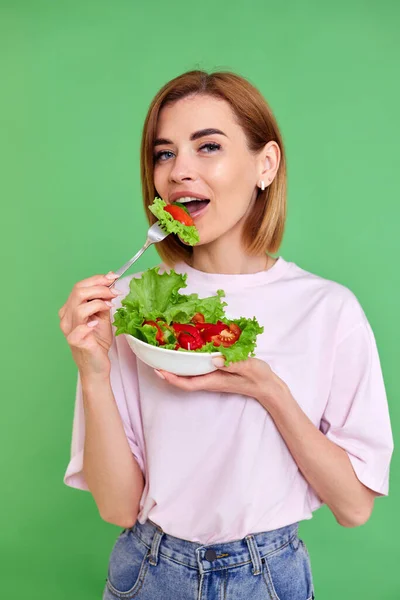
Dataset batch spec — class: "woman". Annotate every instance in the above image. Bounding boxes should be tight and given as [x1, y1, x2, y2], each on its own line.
[60, 71, 393, 600]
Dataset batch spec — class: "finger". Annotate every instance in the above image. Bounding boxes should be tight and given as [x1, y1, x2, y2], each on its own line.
[74, 272, 120, 289]
[72, 284, 124, 304]
[58, 304, 67, 319]
[157, 369, 228, 392]
[74, 299, 113, 323]
[212, 357, 254, 375]
[59, 317, 70, 335]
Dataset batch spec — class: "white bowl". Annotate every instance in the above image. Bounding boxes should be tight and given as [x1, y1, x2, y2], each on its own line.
[124, 334, 223, 376]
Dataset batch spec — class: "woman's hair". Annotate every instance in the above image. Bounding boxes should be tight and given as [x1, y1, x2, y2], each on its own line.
[140, 70, 287, 266]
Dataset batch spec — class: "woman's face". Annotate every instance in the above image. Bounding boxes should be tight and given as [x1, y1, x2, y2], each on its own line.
[153, 94, 270, 246]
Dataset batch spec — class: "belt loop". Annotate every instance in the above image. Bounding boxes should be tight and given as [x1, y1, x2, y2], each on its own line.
[148, 525, 164, 567]
[245, 535, 262, 576]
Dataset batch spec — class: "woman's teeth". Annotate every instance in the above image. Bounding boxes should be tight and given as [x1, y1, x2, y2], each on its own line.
[176, 196, 208, 203]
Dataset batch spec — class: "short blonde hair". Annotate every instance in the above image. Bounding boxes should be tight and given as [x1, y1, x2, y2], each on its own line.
[140, 70, 287, 266]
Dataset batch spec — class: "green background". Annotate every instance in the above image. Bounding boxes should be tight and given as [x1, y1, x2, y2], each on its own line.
[1, 0, 399, 598]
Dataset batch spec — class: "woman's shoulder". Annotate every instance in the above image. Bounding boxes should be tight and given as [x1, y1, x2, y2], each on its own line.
[289, 259, 360, 299]
[288, 259, 369, 334]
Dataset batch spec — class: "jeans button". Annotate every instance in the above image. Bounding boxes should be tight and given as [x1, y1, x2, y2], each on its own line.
[205, 549, 218, 562]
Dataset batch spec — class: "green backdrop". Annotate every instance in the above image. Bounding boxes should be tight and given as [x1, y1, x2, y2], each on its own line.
[1, 1, 398, 598]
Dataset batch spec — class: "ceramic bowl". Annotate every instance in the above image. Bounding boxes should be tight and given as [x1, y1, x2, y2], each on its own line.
[124, 333, 223, 376]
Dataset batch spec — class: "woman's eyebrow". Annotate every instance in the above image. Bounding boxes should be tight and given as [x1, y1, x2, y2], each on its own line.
[153, 128, 228, 147]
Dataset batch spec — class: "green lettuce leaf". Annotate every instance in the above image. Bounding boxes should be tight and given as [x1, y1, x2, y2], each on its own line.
[163, 288, 227, 323]
[148, 197, 200, 245]
[121, 266, 187, 319]
[113, 267, 227, 336]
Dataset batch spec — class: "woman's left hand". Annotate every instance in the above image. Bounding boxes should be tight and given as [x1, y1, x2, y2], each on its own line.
[155, 357, 288, 407]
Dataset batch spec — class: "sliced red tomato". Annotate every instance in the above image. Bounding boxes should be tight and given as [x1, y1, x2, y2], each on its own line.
[172, 323, 205, 350]
[172, 323, 197, 334]
[171, 201, 190, 214]
[164, 204, 194, 226]
[166, 320, 242, 350]
[210, 323, 242, 348]
[191, 312, 205, 324]
[229, 323, 241, 337]
[178, 332, 204, 350]
[194, 320, 224, 331]
[199, 323, 228, 343]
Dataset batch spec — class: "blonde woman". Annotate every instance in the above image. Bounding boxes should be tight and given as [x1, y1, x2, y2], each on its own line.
[60, 71, 393, 600]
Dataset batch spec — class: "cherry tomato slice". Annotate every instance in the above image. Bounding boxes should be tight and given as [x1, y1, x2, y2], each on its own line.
[171, 201, 190, 215]
[200, 323, 228, 342]
[229, 323, 241, 337]
[164, 205, 194, 226]
[178, 332, 204, 350]
[171, 323, 205, 350]
[210, 323, 242, 348]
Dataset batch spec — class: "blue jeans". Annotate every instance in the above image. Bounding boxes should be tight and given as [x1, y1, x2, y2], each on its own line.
[103, 518, 315, 599]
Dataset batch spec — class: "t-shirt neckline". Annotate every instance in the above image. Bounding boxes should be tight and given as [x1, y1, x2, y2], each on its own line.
[169, 256, 292, 292]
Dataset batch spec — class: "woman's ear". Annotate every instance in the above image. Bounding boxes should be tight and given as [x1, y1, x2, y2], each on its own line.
[259, 141, 281, 185]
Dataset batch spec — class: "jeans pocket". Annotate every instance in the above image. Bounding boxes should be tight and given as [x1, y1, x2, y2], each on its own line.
[262, 536, 314, 600]
[106, 529, 150, 598]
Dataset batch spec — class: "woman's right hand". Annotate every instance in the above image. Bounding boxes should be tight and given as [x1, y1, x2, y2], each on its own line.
[58, 272, 124, 379]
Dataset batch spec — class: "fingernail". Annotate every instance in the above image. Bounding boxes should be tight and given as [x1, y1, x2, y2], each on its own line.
[212, 357, 225, 368]
[88, 320, 99, 328]
[154, 370, 165, 380]
[105, 301, 113, 307]
[110, 288, 124, 296]
[105, 272, 119, 280]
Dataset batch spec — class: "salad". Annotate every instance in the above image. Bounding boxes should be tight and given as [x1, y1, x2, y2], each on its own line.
[149, 197, 200, 245]
[113, 267, 264, 365]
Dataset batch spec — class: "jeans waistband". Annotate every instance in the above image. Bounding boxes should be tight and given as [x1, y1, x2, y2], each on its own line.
[131, 519, 299, 575]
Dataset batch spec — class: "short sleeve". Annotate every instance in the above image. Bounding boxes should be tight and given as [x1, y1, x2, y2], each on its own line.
[318, 319, 393, 497]
[63, 333, 146, 491]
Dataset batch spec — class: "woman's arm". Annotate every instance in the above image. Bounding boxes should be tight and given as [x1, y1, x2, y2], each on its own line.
[82, 374, 145, 528]
[259, 379, 376, 527]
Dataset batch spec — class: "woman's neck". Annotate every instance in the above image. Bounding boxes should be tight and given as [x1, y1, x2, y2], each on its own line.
[189, 247, 275, 275]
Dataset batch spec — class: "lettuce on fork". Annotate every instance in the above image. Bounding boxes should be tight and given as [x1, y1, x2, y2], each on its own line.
[149, 197, 200, 245]
[112, 267, 264, 365]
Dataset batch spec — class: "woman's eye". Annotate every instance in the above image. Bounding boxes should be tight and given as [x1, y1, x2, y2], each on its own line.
[200, 142, 221, 153]
[154, 150, 174, 163]
[153, 142, 221, 163]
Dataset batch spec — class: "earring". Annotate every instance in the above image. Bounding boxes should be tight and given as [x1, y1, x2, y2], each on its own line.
[260, 180, 265, 191]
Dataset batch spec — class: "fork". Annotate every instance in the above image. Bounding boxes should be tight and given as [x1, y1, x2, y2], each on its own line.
[108, 221, 170, 288]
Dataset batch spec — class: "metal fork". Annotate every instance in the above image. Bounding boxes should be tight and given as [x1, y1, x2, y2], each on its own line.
[108, 221, 170, 288]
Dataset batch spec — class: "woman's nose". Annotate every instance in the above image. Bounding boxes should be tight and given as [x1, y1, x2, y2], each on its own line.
[168, 153, 196, 183]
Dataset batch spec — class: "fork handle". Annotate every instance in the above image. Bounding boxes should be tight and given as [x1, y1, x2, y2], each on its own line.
[108, 238, 152, 288]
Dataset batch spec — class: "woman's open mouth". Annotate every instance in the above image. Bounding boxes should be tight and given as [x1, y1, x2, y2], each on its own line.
[182, 199, 210, 220]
